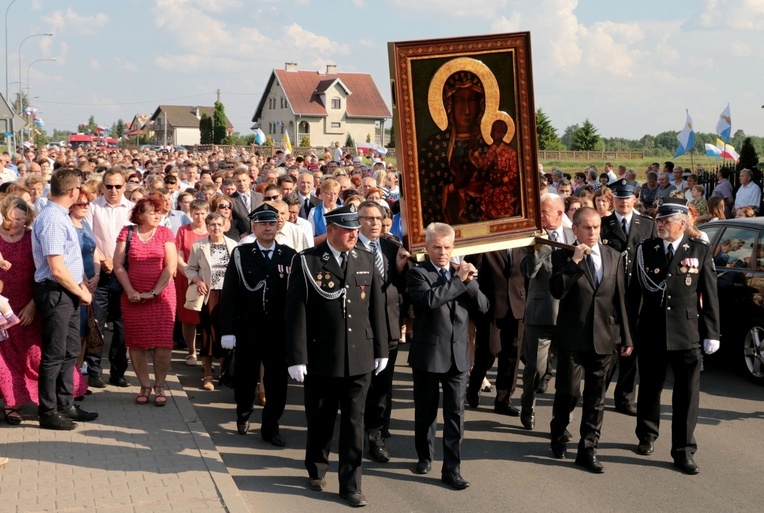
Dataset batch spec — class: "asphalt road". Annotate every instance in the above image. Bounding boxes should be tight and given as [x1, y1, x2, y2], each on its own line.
[175, 346, 764, 513]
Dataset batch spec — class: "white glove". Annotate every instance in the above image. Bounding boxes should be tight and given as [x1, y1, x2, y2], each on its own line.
[288, 364, 307, 382]
[374, 358, 389, 375]
[703, 339, 720, 355]
[221, 335, 236, 350]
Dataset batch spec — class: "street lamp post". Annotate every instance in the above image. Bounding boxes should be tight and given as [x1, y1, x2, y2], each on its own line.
[18, 32, 53, 111]
[4, 0, 18, 101]
[24, 57, 54, 144]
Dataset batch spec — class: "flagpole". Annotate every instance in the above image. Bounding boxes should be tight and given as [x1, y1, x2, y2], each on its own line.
[690, 149, 694, 173]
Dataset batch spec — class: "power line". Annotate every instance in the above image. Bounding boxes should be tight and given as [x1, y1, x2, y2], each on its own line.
[32, 92, 216, 106]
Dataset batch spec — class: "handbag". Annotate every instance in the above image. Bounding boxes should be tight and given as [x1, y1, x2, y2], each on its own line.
[184, 283, 204, 311]
[85, 304, 104, 351]
[107, 226, 134, 295]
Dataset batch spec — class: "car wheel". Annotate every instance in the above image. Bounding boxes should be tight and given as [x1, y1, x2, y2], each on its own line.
[742, 323, 764, 386]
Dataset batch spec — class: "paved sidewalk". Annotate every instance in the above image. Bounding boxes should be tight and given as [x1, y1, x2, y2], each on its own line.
[0, 355, 250, 513]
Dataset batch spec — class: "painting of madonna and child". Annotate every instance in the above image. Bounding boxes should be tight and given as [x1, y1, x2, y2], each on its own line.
[389, 33, 542, 254]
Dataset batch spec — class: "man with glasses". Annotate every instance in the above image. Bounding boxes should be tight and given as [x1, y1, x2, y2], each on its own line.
[629, 197, 720, 474]
[33, 169, 98, 430]
[357, 201, 410, 463]
[85, 168, 133, 389]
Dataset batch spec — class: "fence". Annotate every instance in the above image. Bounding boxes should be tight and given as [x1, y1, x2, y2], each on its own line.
[538, 150, 644, 160]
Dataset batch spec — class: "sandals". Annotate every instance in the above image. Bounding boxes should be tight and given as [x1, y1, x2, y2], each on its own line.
[202, 376, 214, 391]
[136, 387, 151, 405]
[154, 385, 167, 407]
[186, 354, 198, 366]
[3, 408, 22, 425]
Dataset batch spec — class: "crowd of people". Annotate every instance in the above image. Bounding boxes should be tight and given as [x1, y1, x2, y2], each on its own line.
[0, 144, 733, 505]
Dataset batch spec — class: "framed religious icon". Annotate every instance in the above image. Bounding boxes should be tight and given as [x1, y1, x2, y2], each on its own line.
[388, 32, 542, 257]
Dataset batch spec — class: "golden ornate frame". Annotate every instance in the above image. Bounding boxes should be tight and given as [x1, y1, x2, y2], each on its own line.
[388, 32, 541, 257]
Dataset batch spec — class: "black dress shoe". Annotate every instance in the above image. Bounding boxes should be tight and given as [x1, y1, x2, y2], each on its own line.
[520, 410, 535, 430]
[369, 445, 390, 463]
[551, 440, 567, 459]
[39, 411, 77, 431]
[262, 432, 286, 447]
[340, 491, 368, 507]
[536, 380, 549, 394]
[109, 376, 129, 387]
[494, 399, 520, 417]
[236, 420, 250, 435]
[615, 403, 638, 416]
[441, 472, 470, 490]
[466, 388, 479, 408]
[60, 405, 98, 421]
[307, 477, 326, 491]
[673, 455, 700, 475]
[575, 450, 605, 473]
[88, 376, 106, 389]
[561, 429, 573, 443]
[637, 440, 655, 455]
[416, 459, 432, 474]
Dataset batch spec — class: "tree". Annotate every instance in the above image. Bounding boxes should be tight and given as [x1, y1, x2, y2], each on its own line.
[299, 135, 310, 147]
[213, 101, 227, 144]
[12, 91, 28, 113]
[114, 119, 126, 139]
[264, 135, 274, 147]
[560, 123, 580, 149]
[386, 123, 395, 148]
[366, 133, 371, 143]
[737, 137, 759, 170]
[536, 108, 564, 150]
[199, 113, 213, 144]
[85, 115, 97, 134]
[345, 133, 355, 148]
[571, 119, 600, 151]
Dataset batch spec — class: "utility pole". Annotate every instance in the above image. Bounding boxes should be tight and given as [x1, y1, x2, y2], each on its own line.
[216, 88, 221, 103]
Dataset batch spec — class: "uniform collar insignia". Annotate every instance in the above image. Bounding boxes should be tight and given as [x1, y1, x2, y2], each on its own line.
[321, 252, 330, 261]
[682, 243, 689, 251]
[351, 249, 357, 258]
[654, 244, 661, 251]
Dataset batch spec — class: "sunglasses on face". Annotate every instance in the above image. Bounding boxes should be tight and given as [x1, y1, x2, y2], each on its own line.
[217, 204, 231, 210]
[104, 184, 124, 190]
[264, 195, 279, 200]
[73, 202, 90, 208]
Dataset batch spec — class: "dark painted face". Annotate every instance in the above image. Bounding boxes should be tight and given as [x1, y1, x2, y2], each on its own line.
[451, 88, 481, 133]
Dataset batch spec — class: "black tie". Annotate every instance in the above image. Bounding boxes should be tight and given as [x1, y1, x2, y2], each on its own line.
[262, 249, 271, 261]
[666, 244, 674, 263]
[622, 218, 628, 236]
[304, 198, 310, 211]
[439, 268, 448, 283]
[586, 254, 599, 288]
[340, 252, 347, 274]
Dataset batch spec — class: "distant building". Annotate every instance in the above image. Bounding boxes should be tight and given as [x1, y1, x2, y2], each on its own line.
[252, 63, 391, 150]
[127, 114, 152, 140]
[147, 105, 233, 146]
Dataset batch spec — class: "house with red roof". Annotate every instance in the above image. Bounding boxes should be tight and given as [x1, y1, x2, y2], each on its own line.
[252, 63, 391, 149]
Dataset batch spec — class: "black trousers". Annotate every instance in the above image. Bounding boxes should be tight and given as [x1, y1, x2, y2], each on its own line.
[605, 347, 638, 407]
[412, 364, 467, 475]
[551, 348, 613, 449]
[87, 273, 128, 380]
[636, 346, 701, 459]
[364, 344, 398, 447]
[234, 342, 288, 436]
[304, 372, 371, 494]
[469, 313, 522, 397]
[34, 281, 81, 417]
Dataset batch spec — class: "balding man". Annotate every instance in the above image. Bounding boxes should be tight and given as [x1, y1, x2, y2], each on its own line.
[519, 194, 575, 431]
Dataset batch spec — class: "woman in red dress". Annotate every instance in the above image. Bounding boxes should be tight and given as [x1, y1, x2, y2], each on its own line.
[113, 197, 177, 406]
[0, 195, 87, 424]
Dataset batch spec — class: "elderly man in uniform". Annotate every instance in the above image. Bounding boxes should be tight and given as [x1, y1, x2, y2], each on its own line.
[406, 223, 489, 490]
[286, 203, 388, 508]
[630, 197, 720, 474]
[220, 204, 295, 446]
[600, 179, 657, 416]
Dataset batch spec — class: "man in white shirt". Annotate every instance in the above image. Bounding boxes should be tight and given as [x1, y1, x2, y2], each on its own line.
[85, 168, 134, 389]
[284, 193, 315, 247]
[733, 168, 761, 214]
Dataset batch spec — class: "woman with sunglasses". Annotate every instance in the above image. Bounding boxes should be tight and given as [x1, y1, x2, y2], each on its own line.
[210, 195, 240, 242]
[69, 185, 104, 369]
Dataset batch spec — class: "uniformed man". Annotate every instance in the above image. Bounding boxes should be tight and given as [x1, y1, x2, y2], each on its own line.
[219, 204, 296, 446]
[629, 197, 720, 475]
[285, 203, 388, 508]
[601, 179, 657, 416]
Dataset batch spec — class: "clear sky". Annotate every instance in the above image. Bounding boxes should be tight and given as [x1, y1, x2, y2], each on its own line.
[7, 0, 764, 141]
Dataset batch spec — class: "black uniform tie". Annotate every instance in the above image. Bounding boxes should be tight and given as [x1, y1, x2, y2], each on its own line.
[666, 244, 674, 263]
[262, 249, 271, 261]
[340, 252, 347, 274]
[622, 217, 628, 236]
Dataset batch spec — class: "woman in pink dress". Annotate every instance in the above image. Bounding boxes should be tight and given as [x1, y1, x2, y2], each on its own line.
[113, 197, 177, 407]
[0, 195, 87, 424]
[175, 199, 209, 366]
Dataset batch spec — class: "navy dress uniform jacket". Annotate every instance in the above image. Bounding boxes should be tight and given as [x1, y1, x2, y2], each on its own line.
[286, 242, 388, 377]
[601, 212, 657, 286]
